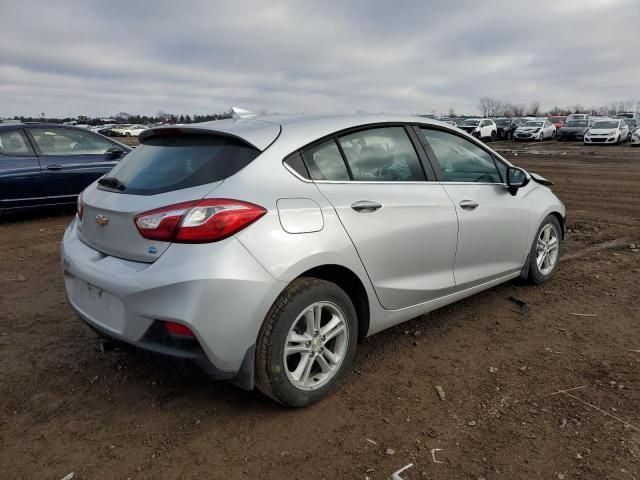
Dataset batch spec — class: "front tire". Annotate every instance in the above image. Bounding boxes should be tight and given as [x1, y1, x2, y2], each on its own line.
[527, 215, 562, 284]
[255, 278, 358, 407]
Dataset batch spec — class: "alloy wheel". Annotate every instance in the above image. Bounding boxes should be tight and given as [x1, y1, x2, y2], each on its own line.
[283, 301, 349, 391]
[536, 224, 559, 275]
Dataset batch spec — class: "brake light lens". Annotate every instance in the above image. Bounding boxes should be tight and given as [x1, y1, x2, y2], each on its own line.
[134, 199, 266, 243]
[77, 191, 84, 221]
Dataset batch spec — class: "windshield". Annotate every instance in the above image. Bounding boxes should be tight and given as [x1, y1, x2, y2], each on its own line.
[565, 120, 588, 127]
[592, 121, 619, 129]
[462, 119, 480, 126]
[495, 119, 511, 126]
[102, 134, 260, 195]
[625, 119, 637, 127]
[522, 121, 543, 128]
[549, 117, 564, 123]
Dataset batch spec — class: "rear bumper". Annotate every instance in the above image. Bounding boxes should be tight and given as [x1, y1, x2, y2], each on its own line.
[61, 217, 286, 388]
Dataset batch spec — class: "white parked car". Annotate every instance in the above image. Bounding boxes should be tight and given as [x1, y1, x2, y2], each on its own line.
[514, 119, 556, 141]
[121, 125, 148, 137]
[458, 118, 497, 141]
[615, 112, 639, 120]
[109, 125, 132, 136]
[566, 113, 590, 122]
[584, 119, 629, 145]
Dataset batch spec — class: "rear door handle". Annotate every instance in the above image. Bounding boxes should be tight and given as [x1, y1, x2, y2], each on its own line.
[459, 200, 479, 211]
[46, 164, 63, 171]
[351, 200, 383, 213]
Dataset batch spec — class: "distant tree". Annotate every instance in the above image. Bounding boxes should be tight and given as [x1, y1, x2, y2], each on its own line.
[527, 101, 541, 116]
[184, 115, 192, 124]
[569, 104, 584, 114]
[478, 96, 503, 117]
[448, 106, 456, 118]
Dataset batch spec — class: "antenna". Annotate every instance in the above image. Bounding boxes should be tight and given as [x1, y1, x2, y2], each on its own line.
[231, 107, 258, 118]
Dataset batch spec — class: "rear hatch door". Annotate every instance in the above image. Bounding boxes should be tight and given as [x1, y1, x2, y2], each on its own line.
[77, 129, 270, 262]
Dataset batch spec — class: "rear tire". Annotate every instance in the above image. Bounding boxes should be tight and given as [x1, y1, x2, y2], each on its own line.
[255, 278, 358, 407]
[527, 215, 562, 284]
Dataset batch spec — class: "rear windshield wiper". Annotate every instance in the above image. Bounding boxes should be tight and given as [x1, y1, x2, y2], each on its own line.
[98, 176, 126, 191]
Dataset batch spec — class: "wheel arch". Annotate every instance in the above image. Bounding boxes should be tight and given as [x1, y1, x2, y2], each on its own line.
[549, 211, 565, 239]
[294, 264, 370, 340]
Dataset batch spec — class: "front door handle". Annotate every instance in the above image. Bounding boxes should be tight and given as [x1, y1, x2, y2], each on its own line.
[459, 200, 479, 211]
[351, 200, 383, 213]
[46, 164, 63, 171]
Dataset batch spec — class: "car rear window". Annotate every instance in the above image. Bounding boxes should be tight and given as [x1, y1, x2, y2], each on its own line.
[101, 134, 260, 195]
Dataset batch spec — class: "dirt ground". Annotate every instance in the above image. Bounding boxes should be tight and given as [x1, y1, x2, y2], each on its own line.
[1, 139, 639, 480]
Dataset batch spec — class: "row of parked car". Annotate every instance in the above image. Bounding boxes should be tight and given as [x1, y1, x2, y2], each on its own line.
[86, 124, 150, 137]
[442, 113, 640, 146]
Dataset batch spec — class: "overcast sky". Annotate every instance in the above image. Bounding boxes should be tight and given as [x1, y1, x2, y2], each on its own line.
[1, 0, 638, 118]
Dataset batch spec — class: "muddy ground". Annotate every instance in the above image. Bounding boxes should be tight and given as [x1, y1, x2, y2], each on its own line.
[1, 139, 639, 480]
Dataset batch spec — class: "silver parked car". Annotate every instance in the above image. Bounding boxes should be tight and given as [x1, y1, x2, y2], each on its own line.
[61, 114, 565, 407]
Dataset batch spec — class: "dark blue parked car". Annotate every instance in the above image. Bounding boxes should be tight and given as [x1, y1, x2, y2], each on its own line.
[0, 123, 130, 213]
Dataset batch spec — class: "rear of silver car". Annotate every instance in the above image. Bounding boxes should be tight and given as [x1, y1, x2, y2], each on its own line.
[61, 125, 285, 387]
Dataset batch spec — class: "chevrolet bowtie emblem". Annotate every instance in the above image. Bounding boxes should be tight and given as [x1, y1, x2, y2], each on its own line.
[95, 215, 109, 226]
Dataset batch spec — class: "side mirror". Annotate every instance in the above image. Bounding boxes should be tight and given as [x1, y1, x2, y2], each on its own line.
[105, 148, 126, 160]
[506, 166, 529, 196]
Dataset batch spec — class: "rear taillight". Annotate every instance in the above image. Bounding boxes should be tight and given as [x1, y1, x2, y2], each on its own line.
[134, 199, 266, 243]
[77, 191, 84, 221]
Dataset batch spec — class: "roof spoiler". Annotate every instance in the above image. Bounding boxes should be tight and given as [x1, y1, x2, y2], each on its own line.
[231, 106, 258, 118]
[138, 126, 261, 150]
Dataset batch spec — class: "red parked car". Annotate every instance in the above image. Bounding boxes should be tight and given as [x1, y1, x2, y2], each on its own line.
[548, 116, 566, 130]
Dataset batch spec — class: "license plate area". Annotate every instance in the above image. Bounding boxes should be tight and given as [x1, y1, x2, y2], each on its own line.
[71, 279, 126, 334]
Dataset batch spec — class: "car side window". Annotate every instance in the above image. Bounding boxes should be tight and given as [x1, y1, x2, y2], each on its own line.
[0, 130, 34, 155]
[420, 128, 502, 183]
[337, 127, 425, 181]
[302, 139, 350, 181]
[29, 128, 114, 156]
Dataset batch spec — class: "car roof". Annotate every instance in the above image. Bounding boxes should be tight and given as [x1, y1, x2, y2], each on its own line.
[140, 114, 452, 151]
[0, 122, 84, 130]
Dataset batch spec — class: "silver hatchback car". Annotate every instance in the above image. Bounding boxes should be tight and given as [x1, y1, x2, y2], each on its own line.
[61, 114, 565, 407]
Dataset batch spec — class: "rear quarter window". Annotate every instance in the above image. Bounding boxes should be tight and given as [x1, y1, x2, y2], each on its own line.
[102, 134, 260, 195]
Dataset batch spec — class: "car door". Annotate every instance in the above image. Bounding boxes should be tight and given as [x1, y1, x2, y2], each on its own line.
[546, 120, 555, 138]
[0, 128, 44, 209]
[27, 127, 125, 199]
[418, 127, 530, 289]
[620, 121, 628, 139]
[303, 126, 459, 310]
[479, 120, 489, 138]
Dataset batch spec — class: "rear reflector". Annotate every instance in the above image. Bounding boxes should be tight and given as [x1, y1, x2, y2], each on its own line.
[134, 198, 266, 243]
[163, 321, 195, 337]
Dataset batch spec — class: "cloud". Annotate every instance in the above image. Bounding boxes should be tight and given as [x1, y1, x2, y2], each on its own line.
[1, 0, 638, 117]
